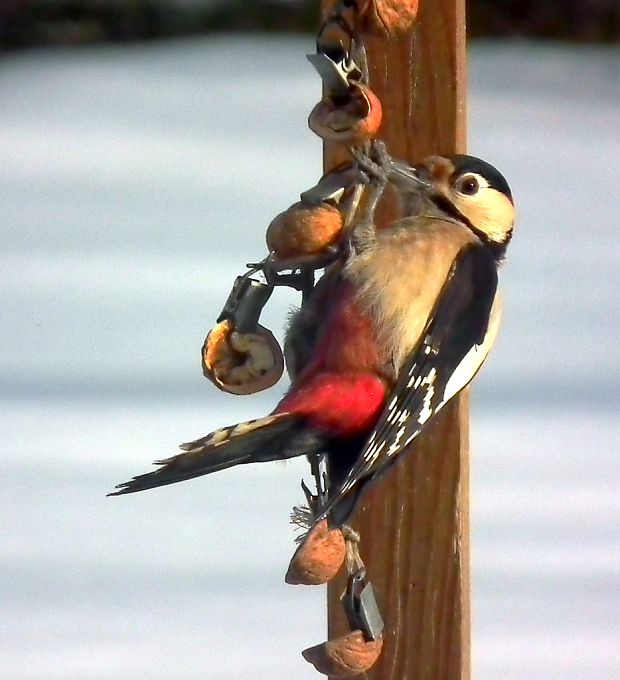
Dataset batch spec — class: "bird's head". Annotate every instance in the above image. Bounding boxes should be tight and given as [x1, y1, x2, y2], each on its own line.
[394, 154, 515, 250]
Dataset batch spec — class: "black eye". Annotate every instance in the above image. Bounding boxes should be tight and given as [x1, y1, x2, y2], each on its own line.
[458, 176, 479, 195]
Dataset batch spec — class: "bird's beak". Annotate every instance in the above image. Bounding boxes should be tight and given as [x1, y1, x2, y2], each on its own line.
[390, 161, 431, 190]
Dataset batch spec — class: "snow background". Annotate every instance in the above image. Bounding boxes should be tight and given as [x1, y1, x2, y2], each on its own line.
[1, 37, 619, 678]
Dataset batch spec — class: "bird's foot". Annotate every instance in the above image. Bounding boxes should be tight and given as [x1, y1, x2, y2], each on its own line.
[351, 139, 392, 188]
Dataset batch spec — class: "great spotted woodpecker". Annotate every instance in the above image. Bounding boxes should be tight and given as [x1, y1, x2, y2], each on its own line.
[111, 153, 514, 528]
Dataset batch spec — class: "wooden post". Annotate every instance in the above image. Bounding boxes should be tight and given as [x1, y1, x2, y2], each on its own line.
[323, 1, 469, 678]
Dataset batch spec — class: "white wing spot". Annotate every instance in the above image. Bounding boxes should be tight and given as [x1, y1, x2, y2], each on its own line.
[206, 428, 229, 446]
[387, 426, 407, 457]
[404, 430, 421, 447]
[417, 385, 435, 424]
[423, 367, 437, 385]
[230, 415, 279, 438]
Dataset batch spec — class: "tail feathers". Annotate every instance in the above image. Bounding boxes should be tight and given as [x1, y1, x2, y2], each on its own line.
[109, 413, 326, 496]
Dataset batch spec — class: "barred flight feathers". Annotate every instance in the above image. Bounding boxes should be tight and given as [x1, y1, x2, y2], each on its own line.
[109, 413, 326, 496]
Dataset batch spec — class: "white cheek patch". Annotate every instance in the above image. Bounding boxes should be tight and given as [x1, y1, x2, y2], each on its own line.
[457, 188, 514, 244]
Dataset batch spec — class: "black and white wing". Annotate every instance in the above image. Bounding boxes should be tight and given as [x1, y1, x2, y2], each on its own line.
[320, 244, 500, 523]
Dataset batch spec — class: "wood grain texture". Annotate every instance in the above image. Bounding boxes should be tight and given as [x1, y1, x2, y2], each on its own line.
[323, 1, 469, 678]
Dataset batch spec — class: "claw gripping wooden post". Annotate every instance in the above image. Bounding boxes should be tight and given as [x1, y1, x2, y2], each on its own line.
[321, 1, 469, 678]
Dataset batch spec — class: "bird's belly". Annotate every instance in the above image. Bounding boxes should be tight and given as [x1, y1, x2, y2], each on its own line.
[308, 281, 390, 377]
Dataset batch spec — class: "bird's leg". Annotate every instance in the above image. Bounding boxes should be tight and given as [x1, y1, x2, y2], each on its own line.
[349, 141, 392, 254]
[298, 452, 330, 520]
[309, 452, 329, 510]
[300, 479, 317, 515]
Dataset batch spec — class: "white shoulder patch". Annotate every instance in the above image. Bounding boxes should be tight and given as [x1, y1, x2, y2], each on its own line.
[440, 293, 502, 406]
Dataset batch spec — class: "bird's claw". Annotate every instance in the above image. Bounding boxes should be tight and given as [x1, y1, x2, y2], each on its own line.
[301, 479, 319, 514]
[351, 140, 392, 188]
